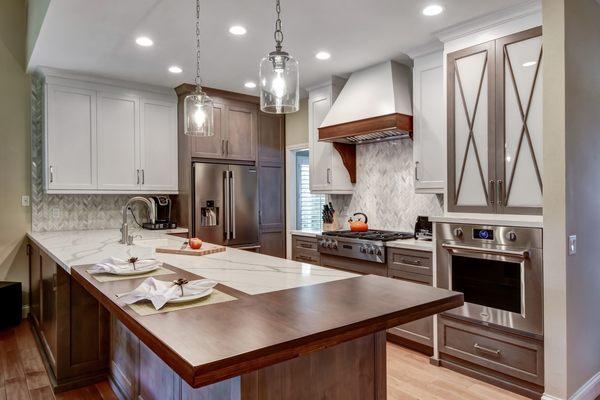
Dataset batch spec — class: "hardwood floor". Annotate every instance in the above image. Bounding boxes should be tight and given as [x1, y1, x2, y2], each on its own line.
[1, 320, 528, 400]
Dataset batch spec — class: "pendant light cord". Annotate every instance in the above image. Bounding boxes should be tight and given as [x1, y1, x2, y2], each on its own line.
[195, 0, 202, 91]
[274, 0, 283, 52]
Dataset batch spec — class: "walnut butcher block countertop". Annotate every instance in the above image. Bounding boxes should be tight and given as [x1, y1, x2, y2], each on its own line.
[71, 264, 463, 388]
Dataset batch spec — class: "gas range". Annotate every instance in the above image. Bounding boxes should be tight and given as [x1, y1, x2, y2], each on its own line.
[316, 230, 414, 263]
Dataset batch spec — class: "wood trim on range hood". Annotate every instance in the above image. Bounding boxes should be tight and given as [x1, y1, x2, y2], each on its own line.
[318, 112, 413, 143]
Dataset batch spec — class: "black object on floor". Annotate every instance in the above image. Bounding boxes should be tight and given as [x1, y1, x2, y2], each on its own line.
[0, 281, 22, 330]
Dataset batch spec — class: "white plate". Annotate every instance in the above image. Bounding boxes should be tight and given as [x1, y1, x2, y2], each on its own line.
[167, 288, 213, 304]
[108, 265, 161, 276]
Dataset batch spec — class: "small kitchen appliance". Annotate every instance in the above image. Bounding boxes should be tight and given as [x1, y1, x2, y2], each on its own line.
[414, 216, 433, 241]
[348, 212, 369, 232]
[143, 196, 176, 230]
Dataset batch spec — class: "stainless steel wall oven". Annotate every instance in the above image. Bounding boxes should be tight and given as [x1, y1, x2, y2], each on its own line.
[436, 223, 543, 338]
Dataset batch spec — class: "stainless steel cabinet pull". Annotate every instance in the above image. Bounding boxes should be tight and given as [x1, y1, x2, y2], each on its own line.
[49, 165, 54, 183]
[326, 168, 331, 184]
[415, 161, 420, 181]
[474, 343, 501, 357]
[137, 169, 140, 185]
[141, 169, 145, 185]
[53, 273, 57, 292]
[497, 180, 503, 206]
[299, 243, 313, 249]
[489, 180, 495, 204]
[226, 140, 229, 156]
[296, 255, 313, 262]
[221, 139, 225, 155]
[401, 258, 422, 266]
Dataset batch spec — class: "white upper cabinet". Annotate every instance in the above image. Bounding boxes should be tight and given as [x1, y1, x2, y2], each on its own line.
[140, 98, 178, 192]
[43, 71, 178, 194]
[412, 51, 445, 194]
[97, 91, 140, 190]
[46, 85, 97, 190]
[308, 79, 354, 194]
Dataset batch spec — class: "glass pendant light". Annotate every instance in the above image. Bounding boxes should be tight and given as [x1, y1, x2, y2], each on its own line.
[184, 0, 214, 136]
[259, 0, 299, 114]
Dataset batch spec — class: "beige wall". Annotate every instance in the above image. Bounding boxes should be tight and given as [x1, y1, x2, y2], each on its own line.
[285, 98, 308, 147]
[0, 0, 31, 307]
[543, 0, 600, 398]
[25, 0, 50, 63]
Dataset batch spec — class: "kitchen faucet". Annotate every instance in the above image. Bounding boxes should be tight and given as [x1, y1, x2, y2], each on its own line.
[120, 197, 156, 245]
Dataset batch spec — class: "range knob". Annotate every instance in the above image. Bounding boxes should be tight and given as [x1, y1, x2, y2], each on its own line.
[368, 246, 375, 255]
[319, 240, 326, 248]
[454, 227, 464, 238]
[360, 246, 367, 254]
[507, 231, 518, 242]
[326, 240, 332, 249]
[332, 241, 338, 250]
[376, 248, 383, 256]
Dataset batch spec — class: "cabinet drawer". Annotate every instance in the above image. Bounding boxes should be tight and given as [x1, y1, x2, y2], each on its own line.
[388, 248, 432, 276]
[439, 316, 543, 385]
[292, 236, 319, 252]
[292, 251, 320, 265]
[388, 268, 432, 285]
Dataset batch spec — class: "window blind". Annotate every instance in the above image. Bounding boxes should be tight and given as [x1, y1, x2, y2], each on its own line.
[295, 151, 324, 231]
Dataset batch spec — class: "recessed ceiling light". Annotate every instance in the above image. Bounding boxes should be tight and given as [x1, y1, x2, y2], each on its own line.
[168, 66, 183, 74]
[244, 81, 257, 89]
[315, 51, 331, 60]
[229, 25, 247, 35]
[135, 36, 154, 47]
[522, 61, 537, 67]
[422, 4, 444, 16]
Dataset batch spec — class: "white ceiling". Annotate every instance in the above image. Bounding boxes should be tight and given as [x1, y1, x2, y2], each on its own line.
[29, 0, 528, 95]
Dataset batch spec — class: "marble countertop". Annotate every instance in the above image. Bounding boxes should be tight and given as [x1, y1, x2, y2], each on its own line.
[430, 214, 543, 228]
[385, 238, 433, 252]
[27, 228, 356, 295]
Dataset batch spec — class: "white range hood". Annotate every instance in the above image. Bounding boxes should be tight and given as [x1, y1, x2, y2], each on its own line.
[318, 60, 413, 144]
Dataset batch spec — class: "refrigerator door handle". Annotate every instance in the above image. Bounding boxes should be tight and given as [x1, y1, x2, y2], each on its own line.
[224, 171, 231, 240]
[230, 170, 236, 239]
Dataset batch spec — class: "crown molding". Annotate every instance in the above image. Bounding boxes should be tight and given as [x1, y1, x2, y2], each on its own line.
[406, 41, 444, 59]
[434, 0, 541, 43]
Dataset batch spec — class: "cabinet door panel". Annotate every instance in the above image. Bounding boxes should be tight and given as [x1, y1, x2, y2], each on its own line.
[190, 102, 225, 159]
[97, 92, 140, 190]
[497, 28, 543, 214]
[447, 42, 496, 212]
[309, 94, 332, 191]
[29, 244, 42, 328]
[258, 113, 284, 164]
[47, 85, 97, 190]
[226, 105, 257, 161]
[41, 252, 57, 371]
[140, 98, 178, 192]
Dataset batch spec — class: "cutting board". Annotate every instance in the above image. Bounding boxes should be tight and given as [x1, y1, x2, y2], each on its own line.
[155, 242, 226, 256]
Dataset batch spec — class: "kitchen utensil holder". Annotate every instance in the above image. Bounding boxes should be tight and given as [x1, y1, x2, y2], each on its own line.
[323, 213, 341, 232]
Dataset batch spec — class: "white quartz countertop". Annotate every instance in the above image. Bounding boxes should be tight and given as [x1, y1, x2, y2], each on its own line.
[430, 214, 543, 228]
[385, 239, 433, 252]
[27, 228, 356, 295]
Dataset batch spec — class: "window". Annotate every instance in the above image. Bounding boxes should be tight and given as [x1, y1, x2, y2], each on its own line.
[295, 150, 325, 231]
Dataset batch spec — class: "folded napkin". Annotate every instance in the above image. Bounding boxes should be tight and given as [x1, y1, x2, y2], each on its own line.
[118, 277, 217, 310]
[87, 257, 162, 275]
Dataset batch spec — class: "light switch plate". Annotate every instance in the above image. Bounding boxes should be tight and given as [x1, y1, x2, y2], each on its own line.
[568, 235, 577, 255]
[21, 195, 30, 207]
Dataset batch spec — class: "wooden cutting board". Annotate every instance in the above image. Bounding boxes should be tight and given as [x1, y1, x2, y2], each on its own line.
[155, 241, 226, 256]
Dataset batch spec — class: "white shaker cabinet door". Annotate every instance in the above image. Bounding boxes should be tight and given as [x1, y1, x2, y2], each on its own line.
[413, 51, 445, 194]
[46, 85, 97, 191]
[140, 98, 178, 192]
[447, 41, 496, 213]
[309, 91, 333, 192]
[97, 92, 140, 190]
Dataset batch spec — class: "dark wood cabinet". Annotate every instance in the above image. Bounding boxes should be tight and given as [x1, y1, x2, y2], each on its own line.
[386, 248, 434, 354]
[258, 112, 286, 258]
[189, 101, 226, 159]
[28, 241, 109, 392]
[291, 235, 321, 265]
[226, 103, 257, 161]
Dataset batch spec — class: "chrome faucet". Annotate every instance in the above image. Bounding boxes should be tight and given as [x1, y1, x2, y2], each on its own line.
[120, 197, 156, 245]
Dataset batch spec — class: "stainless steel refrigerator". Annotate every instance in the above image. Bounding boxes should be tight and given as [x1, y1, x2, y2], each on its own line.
[193, 162, 259, 248]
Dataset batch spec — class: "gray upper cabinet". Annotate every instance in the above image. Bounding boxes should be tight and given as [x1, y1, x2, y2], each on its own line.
[447, 27, 542, 215]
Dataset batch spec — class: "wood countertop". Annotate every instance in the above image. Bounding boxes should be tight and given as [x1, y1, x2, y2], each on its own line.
[71, 264, 462, 389]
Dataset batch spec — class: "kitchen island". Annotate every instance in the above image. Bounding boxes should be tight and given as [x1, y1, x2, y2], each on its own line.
[27, 229, 462, 399]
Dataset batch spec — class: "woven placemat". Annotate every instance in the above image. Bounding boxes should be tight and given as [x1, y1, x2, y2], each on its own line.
[89, 266, 174, 283]
[126, 289, 237, 316]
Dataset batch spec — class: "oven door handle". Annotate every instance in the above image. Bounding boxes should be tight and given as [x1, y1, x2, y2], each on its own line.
[441, 243, 529, 259]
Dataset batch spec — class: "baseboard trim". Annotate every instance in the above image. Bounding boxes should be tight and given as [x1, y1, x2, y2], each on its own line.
[542, 370, 600, 400]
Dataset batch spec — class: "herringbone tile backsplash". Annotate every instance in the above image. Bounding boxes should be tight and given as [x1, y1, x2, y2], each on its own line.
[330, 139, 443, 232]
[30, 75, 152, 232]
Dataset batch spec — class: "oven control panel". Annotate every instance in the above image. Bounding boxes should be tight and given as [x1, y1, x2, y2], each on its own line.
[316, 236, 386, 263]
[473, 228, 494, 240]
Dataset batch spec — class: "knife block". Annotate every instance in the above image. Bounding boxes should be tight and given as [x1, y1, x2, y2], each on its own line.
[323, 213, 341, 232]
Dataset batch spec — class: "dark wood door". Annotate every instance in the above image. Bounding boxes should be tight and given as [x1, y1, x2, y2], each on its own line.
[189, 101, 225, 159]
[258, 112, 285, 258]
[225, 103, 257, 161]
[447, 40, 497, 213]
[29, 243, 42, 329]
[40, 251, 58, 371]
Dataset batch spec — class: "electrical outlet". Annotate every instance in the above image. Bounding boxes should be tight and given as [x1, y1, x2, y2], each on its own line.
[21, 195, 30, 207]
[568, 235, 577, 255]
[51, 208, 61, 219]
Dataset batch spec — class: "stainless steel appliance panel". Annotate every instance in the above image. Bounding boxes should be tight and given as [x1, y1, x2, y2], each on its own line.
[227, 164, 259, 246]
[436, 223, 543, 338]
[193, 163, 229, 245]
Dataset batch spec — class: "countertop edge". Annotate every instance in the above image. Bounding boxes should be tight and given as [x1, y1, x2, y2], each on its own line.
[430, 215, 543, 228]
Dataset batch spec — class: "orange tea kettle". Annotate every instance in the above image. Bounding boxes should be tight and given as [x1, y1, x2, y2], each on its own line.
[348, 212, 368, 232]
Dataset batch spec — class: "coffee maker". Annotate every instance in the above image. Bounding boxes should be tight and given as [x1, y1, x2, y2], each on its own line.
[414, 216, 433, 241]
[143, 196, 177, 230]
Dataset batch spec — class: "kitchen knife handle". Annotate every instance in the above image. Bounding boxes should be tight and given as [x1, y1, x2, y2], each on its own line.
[230, 170, 236, 240]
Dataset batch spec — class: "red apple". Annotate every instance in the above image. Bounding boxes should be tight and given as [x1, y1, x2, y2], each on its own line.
[189, 238, 203, 250]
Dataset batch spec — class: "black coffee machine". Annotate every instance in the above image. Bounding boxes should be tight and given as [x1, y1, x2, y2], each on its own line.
[414, 216, 433, 241]
[143, 196, 177, 230]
